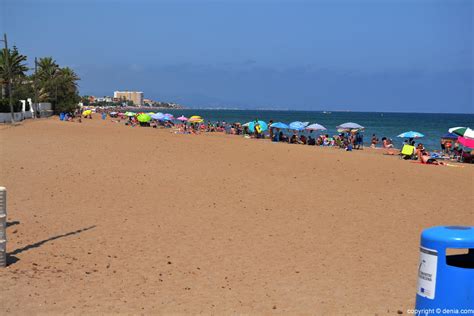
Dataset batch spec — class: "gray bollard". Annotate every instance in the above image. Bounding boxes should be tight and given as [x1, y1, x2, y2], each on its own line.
[0, 187, 6, 267]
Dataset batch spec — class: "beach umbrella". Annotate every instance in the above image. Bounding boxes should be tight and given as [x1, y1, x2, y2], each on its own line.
[189, 115, 203, 123]
[110, 111, 117, 115]
[150, 113, 164, 120]
[125, 111, 136, 117]
[137, 114, 151, 123]
[82, 110, 92, 117]
[397, 131, 424, 138]
[248, 120, 268, 132]
[305, 123, 327, 131]
[177, 115, 188, 121]
[441, 133, 459, 140]
[164, 113, 175, 120]
[289, 121, 309, 130]
[458, 136, 474, 148]
[449, 127, 474, 139]
[336, 122, 364, 130]
[242, 122, 251, 127]
[270, 122, 289, 129]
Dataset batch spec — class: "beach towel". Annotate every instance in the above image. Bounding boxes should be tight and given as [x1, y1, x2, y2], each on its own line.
[430, 152, 449, 160]
[410, 161, 463, 168]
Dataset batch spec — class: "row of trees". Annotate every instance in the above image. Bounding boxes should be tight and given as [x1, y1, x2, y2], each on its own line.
[0, 35, 81, 118]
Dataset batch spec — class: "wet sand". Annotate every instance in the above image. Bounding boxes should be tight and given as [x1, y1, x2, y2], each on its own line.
[0, 117, 472, 314]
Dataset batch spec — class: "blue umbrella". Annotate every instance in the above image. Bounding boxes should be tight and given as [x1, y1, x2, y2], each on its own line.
[441, 133, 458, 140]
[270, 122, 289, 129]
[289, 121, 309, 130]
[248, 120, 268, 132]
[151, 113, 164, 120]
[397, 131, 424, 138]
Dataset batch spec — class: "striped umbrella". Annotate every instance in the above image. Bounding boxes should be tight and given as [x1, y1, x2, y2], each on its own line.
[449, 127, 474, 139]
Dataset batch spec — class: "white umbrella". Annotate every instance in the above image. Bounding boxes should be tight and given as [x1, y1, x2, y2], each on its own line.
[306, 123, 327, 131]
[336, 122, 364, 130]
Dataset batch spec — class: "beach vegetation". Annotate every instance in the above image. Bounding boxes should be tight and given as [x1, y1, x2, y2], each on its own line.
[0, 45, 28, 113]
[0, 38, 81, 114]
[34, 57, 81, 113]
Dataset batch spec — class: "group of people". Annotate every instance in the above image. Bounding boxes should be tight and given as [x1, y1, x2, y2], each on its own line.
[399, 138, 472, 164]
[67, 110, 473, 165]
[59, 110, 88, 122]
[270, 130, 363, 151]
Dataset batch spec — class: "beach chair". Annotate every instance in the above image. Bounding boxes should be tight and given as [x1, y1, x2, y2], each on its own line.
[400, 144, 416, 160]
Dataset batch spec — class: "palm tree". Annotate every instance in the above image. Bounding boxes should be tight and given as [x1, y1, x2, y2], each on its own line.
[0, 46, 28, 120]
[34, 58, 81, 113]
[36, 57, 60, 103]
[58, 67, 79, 93]
[53, 67, 80, 113]
[37, 57, 59, 81]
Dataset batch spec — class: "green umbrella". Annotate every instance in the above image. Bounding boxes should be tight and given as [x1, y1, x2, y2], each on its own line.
[137, 114, 151, 123]
[449, 127, 474, 139]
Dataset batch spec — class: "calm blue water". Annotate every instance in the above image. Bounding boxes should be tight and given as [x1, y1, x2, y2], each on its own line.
[139, 109, 474, 150]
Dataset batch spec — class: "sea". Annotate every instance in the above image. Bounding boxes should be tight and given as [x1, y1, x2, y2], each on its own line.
[136, 109, 474, 150]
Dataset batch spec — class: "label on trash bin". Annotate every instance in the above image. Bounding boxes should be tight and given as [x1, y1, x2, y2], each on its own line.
[417, 246, 438, 300]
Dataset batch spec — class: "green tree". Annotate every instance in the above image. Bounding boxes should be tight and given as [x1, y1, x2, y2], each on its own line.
[36, 58, 80, 113]
[54, 67, 80, 113]
[0, 46, 28, 114]
[36, 56, 60, 103]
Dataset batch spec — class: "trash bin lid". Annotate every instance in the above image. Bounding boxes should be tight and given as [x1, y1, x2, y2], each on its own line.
[422, 226, 474, 248]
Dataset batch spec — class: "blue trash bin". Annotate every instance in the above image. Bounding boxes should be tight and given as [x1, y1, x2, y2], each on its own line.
[59, 112, 65, 121]
[415, 226, 474, 313]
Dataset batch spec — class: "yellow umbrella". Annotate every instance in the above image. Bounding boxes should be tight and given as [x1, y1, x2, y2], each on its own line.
[188, 115, 203, 123]
[82, 110, 92, 117]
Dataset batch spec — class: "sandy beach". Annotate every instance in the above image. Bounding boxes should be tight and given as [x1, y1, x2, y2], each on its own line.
[0, 117, 472, 314]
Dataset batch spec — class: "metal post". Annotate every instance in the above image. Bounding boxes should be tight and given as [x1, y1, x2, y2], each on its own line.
[0, 187, 6, 267]
[33, 57, 39, 118]
[2, 34, 14, 124]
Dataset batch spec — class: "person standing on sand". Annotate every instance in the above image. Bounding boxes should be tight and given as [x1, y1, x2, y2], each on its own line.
[371, 134, 379, 148]
[355, 132, 363, 149]
[268, 120, 274, 139]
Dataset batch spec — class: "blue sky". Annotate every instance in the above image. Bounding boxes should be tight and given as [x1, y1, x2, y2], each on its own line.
[2, 0, 473, 113]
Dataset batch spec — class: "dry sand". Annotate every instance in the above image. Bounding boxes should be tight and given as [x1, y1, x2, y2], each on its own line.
[0, 117, 472, 315]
